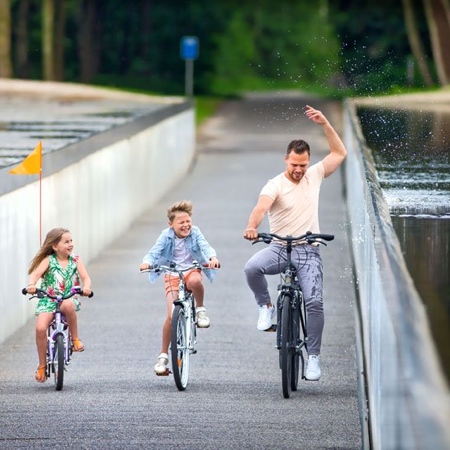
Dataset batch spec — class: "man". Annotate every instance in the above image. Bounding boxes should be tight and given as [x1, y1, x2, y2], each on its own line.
[243, 104, 347, 381]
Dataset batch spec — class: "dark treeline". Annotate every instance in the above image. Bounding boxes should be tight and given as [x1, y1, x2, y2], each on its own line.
[3, 0, 449, 97]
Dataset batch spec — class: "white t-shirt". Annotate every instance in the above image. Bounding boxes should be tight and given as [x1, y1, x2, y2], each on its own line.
[168, 237, 193, 276]
[260, 161, 325, 236]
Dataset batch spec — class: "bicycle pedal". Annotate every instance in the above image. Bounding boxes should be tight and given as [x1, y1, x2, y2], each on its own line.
[264, 324, 277, 332]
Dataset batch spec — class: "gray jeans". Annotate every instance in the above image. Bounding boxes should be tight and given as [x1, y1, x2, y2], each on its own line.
[244, 244, 324, 355]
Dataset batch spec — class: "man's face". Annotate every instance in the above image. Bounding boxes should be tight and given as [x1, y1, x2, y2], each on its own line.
[284, 151, 310, 183]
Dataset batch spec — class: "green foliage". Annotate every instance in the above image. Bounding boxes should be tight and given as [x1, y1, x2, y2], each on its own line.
[8, 0, 438, 97]
[209, 2, 341, 95]
[331, 0, 435, 95]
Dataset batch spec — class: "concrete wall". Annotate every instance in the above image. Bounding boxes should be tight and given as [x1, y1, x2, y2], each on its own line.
[344, 100, 450, 449]
[0, 101, 195, 344]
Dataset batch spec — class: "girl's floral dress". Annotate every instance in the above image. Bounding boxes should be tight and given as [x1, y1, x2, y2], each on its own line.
[35, 254, 81, 315]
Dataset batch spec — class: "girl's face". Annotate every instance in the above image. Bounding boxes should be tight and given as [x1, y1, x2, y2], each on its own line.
[170, 212, 192, 238]
[52, 232, 74, 258]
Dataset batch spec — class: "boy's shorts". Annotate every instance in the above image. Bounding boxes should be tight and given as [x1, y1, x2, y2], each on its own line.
[164, 269, 201, 299]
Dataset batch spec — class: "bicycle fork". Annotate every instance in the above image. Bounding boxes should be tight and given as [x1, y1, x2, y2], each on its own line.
[47, 314, 70, 371]
[175, 293, 197, 355]
[276, 288, 304, 354]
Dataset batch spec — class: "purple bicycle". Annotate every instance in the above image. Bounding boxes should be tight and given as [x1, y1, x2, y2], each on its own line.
[22, 287, 93, 391]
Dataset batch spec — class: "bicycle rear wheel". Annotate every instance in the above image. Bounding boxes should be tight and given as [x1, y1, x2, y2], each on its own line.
[54, 334, 65, 391]
[280, 294, 293, 398]
[171, 304, 190, 391]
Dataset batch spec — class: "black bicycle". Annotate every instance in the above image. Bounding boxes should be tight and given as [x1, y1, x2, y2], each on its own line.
[253, 231, 334, 398]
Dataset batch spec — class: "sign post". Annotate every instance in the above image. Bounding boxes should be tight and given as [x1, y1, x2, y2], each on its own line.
[180, 36, 199, 97]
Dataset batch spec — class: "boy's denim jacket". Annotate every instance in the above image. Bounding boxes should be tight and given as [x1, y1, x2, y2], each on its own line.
[142, 226, 217, 283]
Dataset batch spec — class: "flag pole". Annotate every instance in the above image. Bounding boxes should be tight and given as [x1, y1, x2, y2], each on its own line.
[39, 167, 42, 245]
[8, 141, 43, 244]
[39, 140, 42, 245]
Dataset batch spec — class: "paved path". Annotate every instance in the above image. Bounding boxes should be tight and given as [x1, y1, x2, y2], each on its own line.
[0, 93, 362, 449]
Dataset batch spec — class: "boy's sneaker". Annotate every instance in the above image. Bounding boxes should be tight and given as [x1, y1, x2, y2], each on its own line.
[154, 353, 169, 376]
[196, 307, 210, 328]
[257, 304, 275, 331]
[305, 355, 321, 381]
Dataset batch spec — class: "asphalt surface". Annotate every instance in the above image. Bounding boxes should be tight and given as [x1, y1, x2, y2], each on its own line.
[0, 92, 362, 449]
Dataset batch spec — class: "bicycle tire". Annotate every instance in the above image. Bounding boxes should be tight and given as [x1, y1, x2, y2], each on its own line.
[299, 293, 308, 381]
[171, 304, 190, 391]
[280, 293, 293, 398]
[291, 298, 300, 391]
[54, 334, 65, 391]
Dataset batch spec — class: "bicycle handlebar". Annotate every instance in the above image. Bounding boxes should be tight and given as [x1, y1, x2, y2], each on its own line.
[253, 231, 334, 246]
[140, 260, 220, 276]
[22, 287, 94, 299]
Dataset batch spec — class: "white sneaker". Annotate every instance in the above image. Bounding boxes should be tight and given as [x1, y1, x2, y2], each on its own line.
[154, 352, 169, 375]
[257, 304, 275, 331]
[196, 307, 210, 328]
[305, 355, 321, 381]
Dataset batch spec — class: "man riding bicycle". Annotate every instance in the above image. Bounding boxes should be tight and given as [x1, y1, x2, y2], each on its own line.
[243, 104, 347, 381]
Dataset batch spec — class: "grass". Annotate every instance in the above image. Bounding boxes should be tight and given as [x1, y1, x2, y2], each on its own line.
[194, 96, 224, 126]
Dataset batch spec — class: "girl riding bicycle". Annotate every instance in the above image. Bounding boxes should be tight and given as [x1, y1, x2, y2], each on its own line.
[139, 200, 220, 375]
[26, 228, 92, 383]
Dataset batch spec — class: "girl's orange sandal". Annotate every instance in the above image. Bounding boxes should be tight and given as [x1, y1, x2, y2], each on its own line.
[73, 338, 84, 352]
[35, 365, 47, 383]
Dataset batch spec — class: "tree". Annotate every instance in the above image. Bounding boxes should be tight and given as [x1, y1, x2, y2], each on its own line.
[0, 0, 13, 78]
[402, 0, 435, 86]
[77, 0, 101, 83]
[42, 0, 55, 80]
[423, 0, 450, 85]
[54, 0, 66, 80]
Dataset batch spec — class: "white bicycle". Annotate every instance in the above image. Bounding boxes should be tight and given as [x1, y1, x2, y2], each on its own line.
[142, 261, 214, 391]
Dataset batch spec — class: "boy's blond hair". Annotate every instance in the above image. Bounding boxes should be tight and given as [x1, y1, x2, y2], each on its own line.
[167, 200, 193, 222]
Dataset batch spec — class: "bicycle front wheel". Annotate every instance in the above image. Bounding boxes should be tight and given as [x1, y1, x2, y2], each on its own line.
[290, 300, 301, 391]
[54, 334, 65, 391]
[280, 294, 293, 398]
[171, 304, 190, 391]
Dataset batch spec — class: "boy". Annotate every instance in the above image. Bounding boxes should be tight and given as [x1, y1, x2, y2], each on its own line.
[140, 200, 220, 375]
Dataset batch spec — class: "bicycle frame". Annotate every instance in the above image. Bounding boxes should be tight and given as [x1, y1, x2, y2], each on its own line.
[172, 273, 197, 357]
[46, 300, 72, 379]
[275, 264, 306, 356]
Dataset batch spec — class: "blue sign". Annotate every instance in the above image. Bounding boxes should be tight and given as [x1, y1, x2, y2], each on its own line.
[180, 36, 199, 60]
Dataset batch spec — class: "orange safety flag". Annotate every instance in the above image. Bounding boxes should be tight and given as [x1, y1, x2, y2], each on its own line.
[9, 141, 42, 175]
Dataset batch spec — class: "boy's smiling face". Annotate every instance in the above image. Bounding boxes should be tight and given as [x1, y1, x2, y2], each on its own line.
[170, 211, 192, 238]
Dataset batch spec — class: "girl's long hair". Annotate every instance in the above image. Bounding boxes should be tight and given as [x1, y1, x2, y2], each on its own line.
[28, 228, 70, 274]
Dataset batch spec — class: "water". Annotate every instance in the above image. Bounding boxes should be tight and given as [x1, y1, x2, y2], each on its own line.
[0, 97, 164, 170]
[392, 215, 450, 379]
[357, 106, 450, 380]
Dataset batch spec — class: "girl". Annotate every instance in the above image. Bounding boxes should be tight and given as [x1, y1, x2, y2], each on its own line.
[26, 228, 92, 383]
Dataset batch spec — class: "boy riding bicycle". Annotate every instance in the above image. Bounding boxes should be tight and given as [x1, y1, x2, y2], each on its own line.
[139, 200, 220, 375]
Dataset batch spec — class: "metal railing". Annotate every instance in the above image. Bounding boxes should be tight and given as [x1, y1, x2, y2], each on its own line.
[344, 100, 449, 449]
